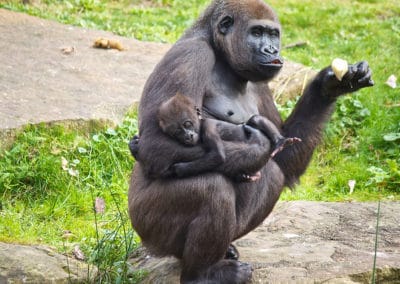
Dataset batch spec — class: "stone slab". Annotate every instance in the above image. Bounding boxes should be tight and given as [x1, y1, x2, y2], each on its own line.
[0, 8, 170, 132]
[0, 243, 96, 283]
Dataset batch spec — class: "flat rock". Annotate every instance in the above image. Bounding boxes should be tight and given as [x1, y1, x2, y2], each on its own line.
[0, 8, 314, 147]
[129, 201, 400, 283]
[0, 242, 96, 283]
[0, 8, 169, 131]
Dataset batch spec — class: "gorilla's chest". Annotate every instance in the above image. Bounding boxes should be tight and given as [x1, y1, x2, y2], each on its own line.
[203, 84, 259, 124]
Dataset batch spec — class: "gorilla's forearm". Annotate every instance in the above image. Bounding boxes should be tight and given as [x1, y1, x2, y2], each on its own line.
[274, 78, 336, 187]
[217, 140, 271, 178]
[273, 62, 373, 187]
[138, 134, 206, 179]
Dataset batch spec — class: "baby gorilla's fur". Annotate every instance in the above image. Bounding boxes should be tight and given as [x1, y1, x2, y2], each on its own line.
[131, 92, 300, 181]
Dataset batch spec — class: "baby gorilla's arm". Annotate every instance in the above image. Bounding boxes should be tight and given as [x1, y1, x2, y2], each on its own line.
[246, 115, 301, 158]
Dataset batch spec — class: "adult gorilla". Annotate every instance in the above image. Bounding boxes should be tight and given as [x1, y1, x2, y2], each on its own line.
[128, 0, 373, 283]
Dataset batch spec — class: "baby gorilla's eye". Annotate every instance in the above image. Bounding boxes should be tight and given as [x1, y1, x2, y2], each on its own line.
[183, 121, 193, 128]
[174, 128, 183, 137]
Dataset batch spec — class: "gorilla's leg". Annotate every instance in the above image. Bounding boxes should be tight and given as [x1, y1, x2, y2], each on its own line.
[181, 228, 252, 284]
[180, 185, 252, 284]
[232, 161, 285, 241]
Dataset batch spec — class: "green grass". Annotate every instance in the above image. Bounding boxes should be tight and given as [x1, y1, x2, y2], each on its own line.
[0, 0, 399, 282]
[0, 112, 143, 282]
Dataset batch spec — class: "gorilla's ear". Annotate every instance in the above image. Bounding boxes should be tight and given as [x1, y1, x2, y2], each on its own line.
[218, 16, 234, 35]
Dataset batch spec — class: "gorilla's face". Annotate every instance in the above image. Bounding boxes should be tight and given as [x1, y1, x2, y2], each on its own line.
[213, 3, 283, 82]
[158, 94, 200, 146]
[245, 19, 283, 81]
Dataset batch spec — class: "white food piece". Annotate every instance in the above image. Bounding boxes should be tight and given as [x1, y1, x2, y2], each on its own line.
[385, 74, 397, 89]
[331, 58, 348, 81]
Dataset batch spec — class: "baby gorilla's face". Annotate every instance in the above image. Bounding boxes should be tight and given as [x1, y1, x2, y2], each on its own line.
[174, 119, 200, 146]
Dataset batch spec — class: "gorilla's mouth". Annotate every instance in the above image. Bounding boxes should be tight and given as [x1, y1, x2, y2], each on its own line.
[262, 58, 283, 66]
[258, 58, 283, 68]
[269, 59, 283, 65]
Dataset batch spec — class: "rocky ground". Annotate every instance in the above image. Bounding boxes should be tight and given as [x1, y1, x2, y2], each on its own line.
[2, 201, 399, 283]
[0, 8, 398, 284]
[130, 201, 400, 284]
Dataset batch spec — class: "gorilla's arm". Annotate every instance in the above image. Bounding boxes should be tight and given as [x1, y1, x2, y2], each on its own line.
[137, 38, 274, 179]
[173, 119, 271, 179]
[273, 61, 374, 187]
[136, 38, 216, 178]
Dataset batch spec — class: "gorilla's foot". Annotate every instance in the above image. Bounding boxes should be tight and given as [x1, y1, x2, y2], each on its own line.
[225, 244, 240, 260]
[207, 260, 252, 284]
[271, 136, 302, 158]
[182, 260, 252, 284]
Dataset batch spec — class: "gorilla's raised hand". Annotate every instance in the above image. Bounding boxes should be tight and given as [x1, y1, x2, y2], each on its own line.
[322, 61, 374, 98]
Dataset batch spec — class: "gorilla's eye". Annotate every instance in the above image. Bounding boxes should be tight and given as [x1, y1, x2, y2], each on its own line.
[183, 121, 193, 128]
[174, 128, 183, 137]
[270, 29, 280, 37]
[251, 27, 263, 37]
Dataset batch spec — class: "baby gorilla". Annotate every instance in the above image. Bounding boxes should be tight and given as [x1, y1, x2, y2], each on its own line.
[130, 92, 300, 181]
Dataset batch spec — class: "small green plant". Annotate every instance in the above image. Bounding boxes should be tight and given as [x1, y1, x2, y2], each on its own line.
[275, 96, 300, 121]
[0, 111, 142, 282]
[325, 94, 370, 139]
[383, 132, 400, 142]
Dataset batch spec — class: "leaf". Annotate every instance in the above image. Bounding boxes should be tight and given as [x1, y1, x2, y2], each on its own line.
[106, 128, 117, 136]
[72, 245, 85, 261]
[92, 134, 100, 142]
[348, 179, 356, 194]
[61, 157, 69, 171]
[367, 166, 387, 175]
[367, 166, 389, 185]
[342, 117, 354, 126]
[383, 133, 400, 141]
[77, 147, 87, 154]
[386, 159, 400, 176]
[95, 197, 106, 214]
[68, 168, 79, 177]
[359, 108, 371, 117]
[385, 74, 397, 88]
[352, 99, 363, 108]
[60, 46, 75, 55]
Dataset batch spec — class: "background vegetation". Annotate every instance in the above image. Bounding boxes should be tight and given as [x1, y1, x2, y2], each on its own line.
[1, 0, 399, 282]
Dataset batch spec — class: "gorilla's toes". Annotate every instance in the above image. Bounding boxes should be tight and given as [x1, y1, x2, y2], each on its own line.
[236, 261, 253, 283]
[225, 244, 240, 260]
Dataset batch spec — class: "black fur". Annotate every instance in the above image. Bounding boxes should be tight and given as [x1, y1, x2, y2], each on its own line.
[128, 0, 373, 283]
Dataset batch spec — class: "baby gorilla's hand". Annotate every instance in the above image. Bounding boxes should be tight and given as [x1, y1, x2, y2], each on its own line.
[129, 135, 140, 160]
